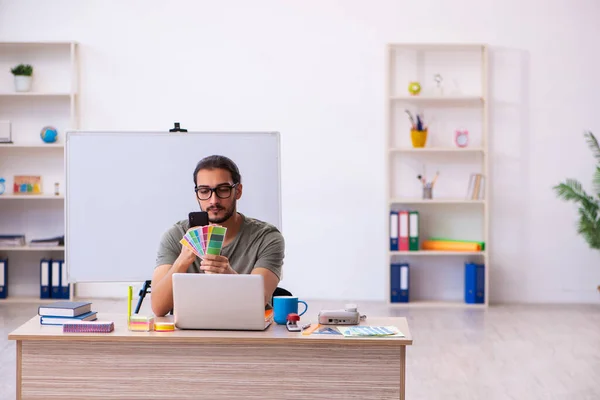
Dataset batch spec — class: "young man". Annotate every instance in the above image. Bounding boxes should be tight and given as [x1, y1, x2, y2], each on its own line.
[150, 155, 285, 317]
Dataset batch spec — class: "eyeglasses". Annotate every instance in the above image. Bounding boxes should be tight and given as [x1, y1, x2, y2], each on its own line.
[195, 183, 238, 200]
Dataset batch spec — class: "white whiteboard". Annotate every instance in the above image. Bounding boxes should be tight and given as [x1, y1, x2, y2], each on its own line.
[65, 131, 281, 282]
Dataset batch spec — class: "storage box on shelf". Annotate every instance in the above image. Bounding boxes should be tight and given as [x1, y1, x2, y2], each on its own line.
[386, 43, 489, 308]
[0, 41, 78, 302]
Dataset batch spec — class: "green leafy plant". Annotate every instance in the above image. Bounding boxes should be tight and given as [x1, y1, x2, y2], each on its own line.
[553, 131, 600, 250]
[10, 64, 33, 76]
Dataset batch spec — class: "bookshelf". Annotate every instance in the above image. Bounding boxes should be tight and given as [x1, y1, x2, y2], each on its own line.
[386, 43, 489, 308]
[0, 41, 79, 302]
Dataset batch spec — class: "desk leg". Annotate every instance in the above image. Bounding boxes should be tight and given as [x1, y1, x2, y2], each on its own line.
[16, 340, 22, 400]
[400, 345, 406, 400]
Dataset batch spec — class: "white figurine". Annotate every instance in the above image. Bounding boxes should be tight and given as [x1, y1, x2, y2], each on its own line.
[433, 74, 444, 96]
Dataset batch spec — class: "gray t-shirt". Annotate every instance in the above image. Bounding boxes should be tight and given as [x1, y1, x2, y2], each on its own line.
[155, 213, 284, 279]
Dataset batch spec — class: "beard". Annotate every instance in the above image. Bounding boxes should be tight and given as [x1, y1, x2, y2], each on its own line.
[206, 200, 236, 224]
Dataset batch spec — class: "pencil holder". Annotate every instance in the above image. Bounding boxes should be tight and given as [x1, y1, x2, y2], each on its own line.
[422, 186, 433, 199]
[411, 129, 428, 148]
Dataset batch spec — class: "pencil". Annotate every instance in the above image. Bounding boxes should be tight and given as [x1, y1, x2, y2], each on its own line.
[404, 109, 416, 128]
[127, 285, 132, 323]
[302, 323, 320, 336]
[432, 171, 440, 187]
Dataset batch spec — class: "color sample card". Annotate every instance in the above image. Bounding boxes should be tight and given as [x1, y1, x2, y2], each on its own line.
[180, 226, 227, 257]
[206, 226, 213, 246]
[181, 235, 196, 251]
[188, 229, 203, 252]
[337, 326, 405, 337]
[180, 237, 203, 257]
[206, 226, 226, 255]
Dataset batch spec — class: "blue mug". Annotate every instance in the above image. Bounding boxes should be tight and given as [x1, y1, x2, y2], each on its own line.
[273, 296, 308, 325]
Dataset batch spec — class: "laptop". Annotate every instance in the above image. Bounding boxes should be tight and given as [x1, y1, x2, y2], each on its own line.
[172, 273, 273, 331]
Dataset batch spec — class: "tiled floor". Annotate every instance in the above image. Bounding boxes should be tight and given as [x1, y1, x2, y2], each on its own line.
[1, 299, 599, 399]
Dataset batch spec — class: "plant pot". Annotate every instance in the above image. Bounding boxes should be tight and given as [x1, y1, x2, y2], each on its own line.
[14, 75, 32, 92]
[411, 129, 428, 148]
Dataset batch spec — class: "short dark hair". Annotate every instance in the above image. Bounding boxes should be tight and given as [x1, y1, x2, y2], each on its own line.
[193, 155, 241, 187]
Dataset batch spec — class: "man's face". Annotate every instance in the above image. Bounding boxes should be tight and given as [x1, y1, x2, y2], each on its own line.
[195, 168, 242, 224]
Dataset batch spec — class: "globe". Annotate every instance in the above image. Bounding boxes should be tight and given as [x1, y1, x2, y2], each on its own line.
[40, 126, 58, 143]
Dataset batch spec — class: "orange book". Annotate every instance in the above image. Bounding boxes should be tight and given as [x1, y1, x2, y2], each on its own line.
[422, 240, 481, 251]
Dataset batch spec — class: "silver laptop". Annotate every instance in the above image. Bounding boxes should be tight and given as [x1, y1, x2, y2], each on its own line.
[172, 273, 273, 331]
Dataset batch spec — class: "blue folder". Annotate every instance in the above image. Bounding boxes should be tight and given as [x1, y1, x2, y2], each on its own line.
[0, 258, 7, 299]
[59, 260, 69, 299]
[51, 259, 61, 298]
[465, 262, 485, 304]
[390, 211, 399, 251]
[390, 262, 409, 303]
[40, 258, 51, 299]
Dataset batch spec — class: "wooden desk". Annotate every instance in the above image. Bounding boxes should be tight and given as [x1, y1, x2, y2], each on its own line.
[9, 313, 412, 399]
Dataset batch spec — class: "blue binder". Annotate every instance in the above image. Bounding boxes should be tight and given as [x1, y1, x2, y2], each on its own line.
[389, 211, 399, 250]
[465, 262, 485, 304]
[40, 258, 52, 299]
[59, 260, 69, 299]
[390, 262, 409, 303]
[0, 258, 7, 299]
[390, 263, 400, 302]
[399, 263, 409, 302]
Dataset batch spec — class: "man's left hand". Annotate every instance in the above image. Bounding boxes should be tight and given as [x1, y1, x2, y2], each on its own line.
[200, 254, 237, 274]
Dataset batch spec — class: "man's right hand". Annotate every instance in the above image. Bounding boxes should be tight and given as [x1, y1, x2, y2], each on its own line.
[176, 245, 197, 270]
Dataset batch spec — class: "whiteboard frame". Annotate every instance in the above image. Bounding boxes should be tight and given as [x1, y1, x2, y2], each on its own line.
[64, 130, 282, 283]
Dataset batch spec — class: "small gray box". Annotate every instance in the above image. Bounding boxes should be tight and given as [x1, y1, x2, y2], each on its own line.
[0, 121, 11, 143]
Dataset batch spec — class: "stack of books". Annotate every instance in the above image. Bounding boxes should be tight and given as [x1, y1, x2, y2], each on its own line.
[38, 301, 97, 325]
[29, 235, 64, 247]
[0, 234, 26, 247]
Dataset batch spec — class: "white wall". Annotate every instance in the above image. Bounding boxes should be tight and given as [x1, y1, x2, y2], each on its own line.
[1, 0, 599, 303]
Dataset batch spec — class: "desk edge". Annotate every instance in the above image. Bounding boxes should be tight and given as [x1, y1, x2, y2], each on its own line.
[8, 333, 413, 346]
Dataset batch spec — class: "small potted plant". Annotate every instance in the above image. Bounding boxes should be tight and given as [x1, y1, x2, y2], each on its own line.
[10, 64, 33, 92]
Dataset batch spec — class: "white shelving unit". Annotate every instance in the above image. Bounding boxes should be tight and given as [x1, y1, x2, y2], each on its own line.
[0, 41, 78, 302]
[386, 43, 489, 308]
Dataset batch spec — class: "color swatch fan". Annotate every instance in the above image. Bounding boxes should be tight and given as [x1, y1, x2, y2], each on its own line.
[180, 226, 227, 257]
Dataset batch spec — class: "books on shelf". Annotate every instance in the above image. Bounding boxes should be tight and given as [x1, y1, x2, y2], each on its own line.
[390, 210, 486, 253]
[422, 239, 483, 252]
[428, 237, 485, 251]
[0, 234, 64, 247]
[29, 235, 64, 247]
[0, 234, 26, 246]
[466, 173, 485, 200]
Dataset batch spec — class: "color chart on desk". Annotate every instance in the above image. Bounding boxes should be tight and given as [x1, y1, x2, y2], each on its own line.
[180, 226, 227, 257]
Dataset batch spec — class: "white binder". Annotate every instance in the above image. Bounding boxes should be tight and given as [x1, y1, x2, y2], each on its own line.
[51, 260, 61, 298]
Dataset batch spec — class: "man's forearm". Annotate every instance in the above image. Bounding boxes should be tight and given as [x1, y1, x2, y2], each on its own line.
[151, 259, 190, 316]
[251, 268, 279, 306]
